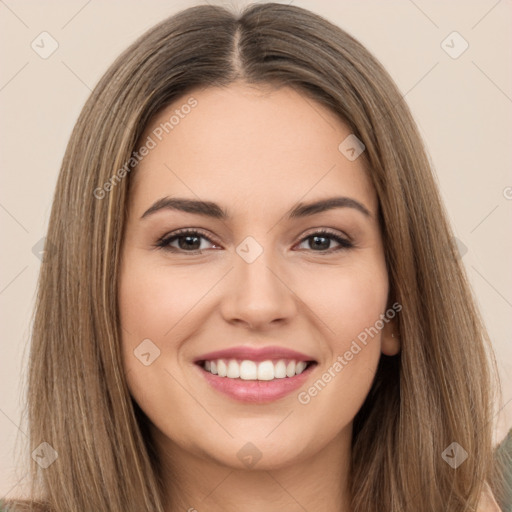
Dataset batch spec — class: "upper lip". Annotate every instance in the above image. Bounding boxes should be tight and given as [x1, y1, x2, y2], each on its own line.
[194, 345, 317, 363]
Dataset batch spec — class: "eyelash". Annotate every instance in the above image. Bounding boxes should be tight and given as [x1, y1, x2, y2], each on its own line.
[155, 228, 354, 255]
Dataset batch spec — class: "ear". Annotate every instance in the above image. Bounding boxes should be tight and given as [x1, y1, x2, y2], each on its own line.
[381, 318, 400, 356]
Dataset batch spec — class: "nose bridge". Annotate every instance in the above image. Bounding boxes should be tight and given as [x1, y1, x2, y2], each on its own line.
[220, 234, 296, 327]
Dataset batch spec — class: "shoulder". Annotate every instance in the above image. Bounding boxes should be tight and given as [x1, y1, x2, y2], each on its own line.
[477, 482, 502, 512]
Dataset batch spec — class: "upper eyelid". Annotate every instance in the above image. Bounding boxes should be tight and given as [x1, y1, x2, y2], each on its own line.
[160, 228, 218, 244]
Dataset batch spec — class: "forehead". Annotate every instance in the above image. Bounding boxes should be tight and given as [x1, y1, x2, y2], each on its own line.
[130, 83, 377, 218]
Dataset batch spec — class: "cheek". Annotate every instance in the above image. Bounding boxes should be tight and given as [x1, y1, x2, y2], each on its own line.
[302, 258, 389, 346]
[292, 293, 385, 453]
[118, 256, 208, 344]
[293, 259, 388, 413]
[117, 257, 187, 403]
[117, 257, 201, 444]
[118, 254, 222, 427]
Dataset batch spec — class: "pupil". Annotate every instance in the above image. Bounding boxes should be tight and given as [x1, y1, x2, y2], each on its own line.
[180, 235, 200, 250]
[312, 236, 329, 250]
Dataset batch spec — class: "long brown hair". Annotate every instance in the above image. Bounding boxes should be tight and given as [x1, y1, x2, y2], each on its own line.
[3, 3, 505, 511]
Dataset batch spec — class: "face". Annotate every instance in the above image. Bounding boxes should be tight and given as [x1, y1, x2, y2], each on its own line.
[118, 82, 399, 471]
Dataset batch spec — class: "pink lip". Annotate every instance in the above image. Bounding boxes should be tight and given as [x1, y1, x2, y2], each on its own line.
[196, 363, 316, 403]
[193, 345, 316, 364]
[193, 346, 318, 403]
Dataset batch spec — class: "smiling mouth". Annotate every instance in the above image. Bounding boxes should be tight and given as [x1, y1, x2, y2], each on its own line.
[197, 358, 318, 381]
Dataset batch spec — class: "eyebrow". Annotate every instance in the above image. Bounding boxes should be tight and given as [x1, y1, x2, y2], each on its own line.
[140, 196, 372, 221]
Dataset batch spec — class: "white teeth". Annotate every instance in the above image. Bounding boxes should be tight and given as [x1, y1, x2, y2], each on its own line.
[202, 358, 312, 380]
[295, 361, 307, 375]
[226, 359, 240, 378]
[217, 359, 227, 377]
[257, 360, 275, 380]
[274, 360, 287, 379]
[239, 360, 257, 380]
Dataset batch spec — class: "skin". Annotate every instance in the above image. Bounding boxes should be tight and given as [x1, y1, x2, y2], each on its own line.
[119, 82, 400, 512]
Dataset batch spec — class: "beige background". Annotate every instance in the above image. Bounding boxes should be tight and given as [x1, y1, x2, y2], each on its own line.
[1, 0, 511, 498]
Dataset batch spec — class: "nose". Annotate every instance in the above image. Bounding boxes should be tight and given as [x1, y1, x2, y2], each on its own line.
[219, 245, 297, 330]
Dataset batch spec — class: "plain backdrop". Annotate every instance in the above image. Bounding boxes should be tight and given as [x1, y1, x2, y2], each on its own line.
[1, 0, 511, 499]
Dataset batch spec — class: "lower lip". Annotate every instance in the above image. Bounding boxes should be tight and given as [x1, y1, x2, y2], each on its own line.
[197, 363, 316, 403]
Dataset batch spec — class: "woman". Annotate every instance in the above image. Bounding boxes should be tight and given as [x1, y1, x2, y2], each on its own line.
[1, 2, 507, 511]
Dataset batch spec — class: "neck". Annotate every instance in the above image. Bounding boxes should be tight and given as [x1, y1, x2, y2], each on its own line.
[151, 424, 353, 512]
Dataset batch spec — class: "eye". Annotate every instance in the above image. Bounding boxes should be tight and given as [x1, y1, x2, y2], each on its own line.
[295, 230, 353, 253]
[156, 229, 219, 253]
[155, 228, 354, 255]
